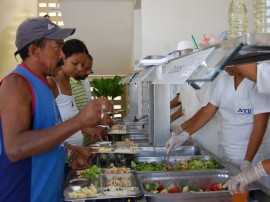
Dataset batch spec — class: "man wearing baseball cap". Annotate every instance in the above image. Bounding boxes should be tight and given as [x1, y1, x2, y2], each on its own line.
[0, 17, 114, 201]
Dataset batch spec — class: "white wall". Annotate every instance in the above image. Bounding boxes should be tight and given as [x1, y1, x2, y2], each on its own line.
[0, 0, 37, 78]
[140, 0, 229, 58]
[59, 0, 135, 77]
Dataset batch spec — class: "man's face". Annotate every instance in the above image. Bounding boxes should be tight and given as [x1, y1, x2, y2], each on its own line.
[38, 39, 64, 76]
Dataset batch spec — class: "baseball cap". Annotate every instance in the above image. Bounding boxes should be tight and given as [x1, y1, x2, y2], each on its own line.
[15, 17, 75, 55]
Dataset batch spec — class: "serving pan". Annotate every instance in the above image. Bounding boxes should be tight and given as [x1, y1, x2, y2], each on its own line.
[64, 170, 143, 201]
[137, 170, 233, 202]
[134, 146, 205, 157]
[132, 155, 225, 173]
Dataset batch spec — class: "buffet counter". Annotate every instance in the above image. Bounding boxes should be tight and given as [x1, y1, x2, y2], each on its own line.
[63, 139, 270, 202]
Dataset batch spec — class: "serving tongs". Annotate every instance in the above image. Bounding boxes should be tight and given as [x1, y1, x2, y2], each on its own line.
[164, 150, 172, 166]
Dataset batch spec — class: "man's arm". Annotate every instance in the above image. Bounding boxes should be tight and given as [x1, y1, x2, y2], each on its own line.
[181, 103, 218, 135]
[0, 74, 113, 162]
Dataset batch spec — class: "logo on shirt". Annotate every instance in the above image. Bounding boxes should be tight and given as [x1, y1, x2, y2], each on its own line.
[237, 108, 252, 115]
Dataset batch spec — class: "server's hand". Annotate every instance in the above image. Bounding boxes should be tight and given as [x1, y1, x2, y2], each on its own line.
[165, 130, 189, 154]
[223, 161, 267, 194]
[240, 160, 252, 171]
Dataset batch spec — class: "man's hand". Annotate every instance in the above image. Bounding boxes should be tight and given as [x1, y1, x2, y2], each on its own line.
[75, 146, 97, 159]
[70, 153, 91, 170]
[83, 126, 108, 142]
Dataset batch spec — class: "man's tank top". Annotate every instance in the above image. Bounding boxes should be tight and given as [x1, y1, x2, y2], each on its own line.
[0, 64, 65, 202]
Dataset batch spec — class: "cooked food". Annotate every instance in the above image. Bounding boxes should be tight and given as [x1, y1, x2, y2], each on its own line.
[98, 147, 113, 152]
[114, 139, 135, 146]
[106, 176, 132, 187]
[105, 166, 131, 174]
[114, 146, 140, 153]
[111, 124, 126, 131]
[68, 184, 98, 199]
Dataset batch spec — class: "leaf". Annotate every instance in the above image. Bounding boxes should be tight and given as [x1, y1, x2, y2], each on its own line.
[92, 75, 124, 100]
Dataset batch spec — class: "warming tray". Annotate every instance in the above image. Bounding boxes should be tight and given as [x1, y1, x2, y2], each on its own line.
[137, 170, 233, 202]
[131, 155, 225, 173]
[134, 146, 205, 157]
[64, 170, 144, 201]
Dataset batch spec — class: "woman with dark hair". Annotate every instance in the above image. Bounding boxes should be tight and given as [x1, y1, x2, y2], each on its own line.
[47, 39, 111, 174]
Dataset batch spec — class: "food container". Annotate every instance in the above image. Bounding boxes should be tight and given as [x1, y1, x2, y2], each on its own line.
[68, 178, 91, 187]
[102, 186, 141, 197]
[64, 169, 144, 201]
[101, 173, 136, 187]
[134, 146, 205, 157]
[138, 170, 233, 202]
[132, 155, 224, 173]
[64, 184, 100, 200]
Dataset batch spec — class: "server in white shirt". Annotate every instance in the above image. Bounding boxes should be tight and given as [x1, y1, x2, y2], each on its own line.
[166, 66, 270, 168]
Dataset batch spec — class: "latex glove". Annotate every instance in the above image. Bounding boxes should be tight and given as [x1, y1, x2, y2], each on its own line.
[170, 125, 183, 133]
[240, 160, 252, 171]
[165, 131, 189, 154]
[223, 161, 267, 194]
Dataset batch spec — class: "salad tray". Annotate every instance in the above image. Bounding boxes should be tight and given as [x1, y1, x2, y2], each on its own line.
[131, 155, 225, 173]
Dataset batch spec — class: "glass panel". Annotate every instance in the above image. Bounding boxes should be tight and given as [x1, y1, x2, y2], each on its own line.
[187, 42, 243, 82]
[152, 41, 243, 85]
[130, 67, 156, 84]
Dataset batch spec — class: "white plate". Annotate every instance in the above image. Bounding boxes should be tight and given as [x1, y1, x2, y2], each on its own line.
[95, 141, 111, 145]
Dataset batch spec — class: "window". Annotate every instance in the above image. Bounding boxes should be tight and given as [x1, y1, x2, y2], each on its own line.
[38, 0, 64, 26]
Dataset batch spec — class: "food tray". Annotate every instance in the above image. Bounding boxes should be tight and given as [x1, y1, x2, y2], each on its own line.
[101, 173, 136, 187]
[91, 145, 140, 154]
[101, 166, 131, 174]
[64, 185, 101, 200]
[137, 170, 233, 202]
[108, 124, 127, 134]
[132, 155, 225, 173]
[102, 186, 140, 196]
[134, 146, 205, 157]
[64, 169, 143, 201]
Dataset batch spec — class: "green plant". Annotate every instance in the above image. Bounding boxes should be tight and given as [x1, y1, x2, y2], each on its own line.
[92, 75, 124, 100]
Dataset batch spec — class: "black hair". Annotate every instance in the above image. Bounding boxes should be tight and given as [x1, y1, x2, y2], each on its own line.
[17, 39, 46, 60]
[62, 39, 89, 59]
[88, 53, 93, 60]
[44, 14, 50, 19]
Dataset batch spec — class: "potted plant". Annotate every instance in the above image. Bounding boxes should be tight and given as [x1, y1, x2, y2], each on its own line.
[92, 75, 124, 100]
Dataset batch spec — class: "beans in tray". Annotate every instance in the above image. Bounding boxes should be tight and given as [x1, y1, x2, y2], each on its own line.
[106, 176, 132, 187]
